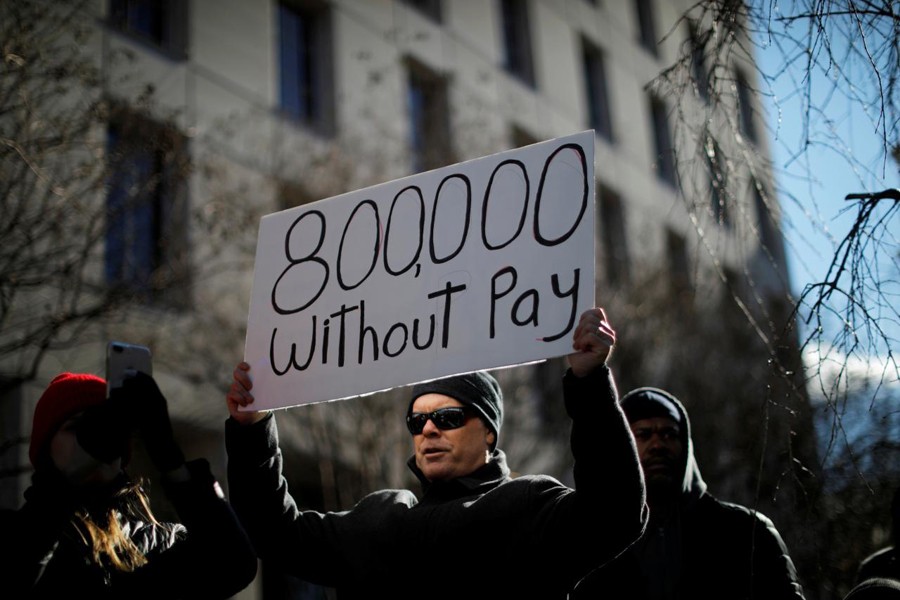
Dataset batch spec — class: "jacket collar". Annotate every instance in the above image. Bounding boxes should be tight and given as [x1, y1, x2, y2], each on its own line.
[407, 449, 511, 501]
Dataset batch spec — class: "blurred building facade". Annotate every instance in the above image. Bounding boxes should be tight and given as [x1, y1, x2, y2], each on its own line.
[1, 1, 818, 598]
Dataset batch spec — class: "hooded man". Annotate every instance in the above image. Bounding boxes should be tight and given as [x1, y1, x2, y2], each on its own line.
[571, 386, 805, 599]
[224, 307, 647, 599]
[856, 485, 900, 583]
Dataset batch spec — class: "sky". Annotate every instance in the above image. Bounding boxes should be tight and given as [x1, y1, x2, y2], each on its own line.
[757, 58, 898, 301]
[754, 24, 899, 350]
[752, 32, 900, 486]
[747, 10, 900, 448]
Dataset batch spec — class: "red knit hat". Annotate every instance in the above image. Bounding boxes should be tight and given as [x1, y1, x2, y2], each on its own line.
[29, 372, 107, 466]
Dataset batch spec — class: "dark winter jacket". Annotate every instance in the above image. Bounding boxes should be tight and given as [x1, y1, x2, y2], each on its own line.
[225, 366, 647, 599]
[857, 546, 900, 584]
[571, 389, 804, 600]
[0, 459, 257, 599]
[856, 486, 900, 584]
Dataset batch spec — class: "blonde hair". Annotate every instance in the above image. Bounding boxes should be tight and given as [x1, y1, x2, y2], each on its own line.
[72, 479, 160, 572]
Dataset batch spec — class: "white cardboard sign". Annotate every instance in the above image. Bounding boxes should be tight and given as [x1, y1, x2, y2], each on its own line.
[243, 130, 595, 410]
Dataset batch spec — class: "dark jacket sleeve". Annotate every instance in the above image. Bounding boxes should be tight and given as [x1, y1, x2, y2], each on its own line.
[112, 459, 258, 599]
[225, 414, 351, 585]
[682, 497, 805, 600]
[0, 469, 81, 595]
[744, 509, 806, 600]
[532, 366, 648, 590]
[856, 547, 899, 584]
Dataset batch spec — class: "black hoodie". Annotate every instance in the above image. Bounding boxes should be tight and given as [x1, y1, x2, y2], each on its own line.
[571, 387, 805, 600]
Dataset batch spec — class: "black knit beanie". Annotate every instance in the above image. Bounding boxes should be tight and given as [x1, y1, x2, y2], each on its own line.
[409, 371, 504, 448]
[620, 387, 683, 425]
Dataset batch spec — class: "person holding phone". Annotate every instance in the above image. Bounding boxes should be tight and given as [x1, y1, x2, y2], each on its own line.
[0, 368, 257, 598]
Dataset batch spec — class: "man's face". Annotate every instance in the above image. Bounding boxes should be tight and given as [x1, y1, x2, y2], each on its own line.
[630, 416, 683, 490]
[411, 394, 495, 482]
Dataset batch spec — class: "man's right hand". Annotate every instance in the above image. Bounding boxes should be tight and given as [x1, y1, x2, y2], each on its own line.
[226, 362, 269, 426]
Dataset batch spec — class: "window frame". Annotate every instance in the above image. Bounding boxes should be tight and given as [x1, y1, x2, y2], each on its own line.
[666, 228, 693, 304]
[582, 37, 614, 143]
[108, 0, 188, 60]
[278, 0, 335, 136]
[635, 0, 658, 56]
[736, 68, 759, 143]
[704, 135, 730, 227]
[649, 95, 677, 186]
[499, 0, 536, 88]
[406, 58, 454, 172]
[400, 0, 442, 23]
[105, 108, 190, 307]
[598, 184, 630, 286]
[689, 22, 710, 103]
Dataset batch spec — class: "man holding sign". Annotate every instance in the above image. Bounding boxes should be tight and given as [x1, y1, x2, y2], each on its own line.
[224, 307, 647, 599]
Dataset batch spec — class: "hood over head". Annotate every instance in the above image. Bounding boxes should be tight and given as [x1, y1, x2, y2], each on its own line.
[620, 387, 707, 503]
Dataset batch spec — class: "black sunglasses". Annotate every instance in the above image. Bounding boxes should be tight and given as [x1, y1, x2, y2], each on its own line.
[406, 407, 472, 435]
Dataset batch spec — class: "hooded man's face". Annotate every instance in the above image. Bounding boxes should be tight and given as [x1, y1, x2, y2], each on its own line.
[630, 416, 683, 493]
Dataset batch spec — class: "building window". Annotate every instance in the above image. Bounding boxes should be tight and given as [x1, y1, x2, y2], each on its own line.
[720, 267, 744, 324]
[105, 111, 189, 306]
[753, 182, 782, 261]
[510, 124, 539, 149]
[704, 136, 729, 227]
[582, 38, 614, 143]
[533, 358, 568, 431]
[736, 69, 758, 143]
[500, 0, 535, 87]
[407, 59, 453, 172]
[598, 185, 630, 285]
[689, 22, 709, 102]
[279, 1, 335, 135]
[278, 181, 315, 212]
[109, 0, 188, 58]
[401, 0, 442, 23]
[635, 0, 657, 56]
[649, 95, 676, 186]
[666, 229, 692, 300]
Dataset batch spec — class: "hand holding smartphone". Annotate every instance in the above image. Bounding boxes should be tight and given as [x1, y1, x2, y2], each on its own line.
[106, 341, 153, 397]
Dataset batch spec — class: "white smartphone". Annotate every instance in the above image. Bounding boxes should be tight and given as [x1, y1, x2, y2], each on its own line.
[106, 341, 153, 397]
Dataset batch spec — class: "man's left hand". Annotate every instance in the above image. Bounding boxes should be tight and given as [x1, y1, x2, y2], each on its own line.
[567, 307, 616, 377]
